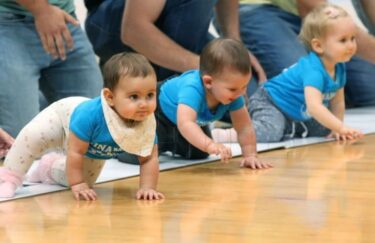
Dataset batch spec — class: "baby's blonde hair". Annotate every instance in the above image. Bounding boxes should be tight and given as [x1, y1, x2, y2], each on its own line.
[299, 3, 349, 51]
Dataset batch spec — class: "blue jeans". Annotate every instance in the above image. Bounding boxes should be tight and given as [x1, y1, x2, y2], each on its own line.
[85, 0, 217, 80]
[239, 4, 375, 107]
[0, 12, 103, 137]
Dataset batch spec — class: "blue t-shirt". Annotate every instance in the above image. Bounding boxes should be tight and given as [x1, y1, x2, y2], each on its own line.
[159, 70, 245, 126]
[69, 97, 125, 160]
[264, 52, 346, 121]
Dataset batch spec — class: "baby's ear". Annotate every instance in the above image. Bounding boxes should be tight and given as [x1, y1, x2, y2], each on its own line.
[202, 74, 213, 89]
[103, 88, 115, 106]
[311, 38, 324, 55]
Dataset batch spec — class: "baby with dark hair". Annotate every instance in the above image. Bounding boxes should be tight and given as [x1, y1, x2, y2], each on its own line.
[0, 53, 164, 201]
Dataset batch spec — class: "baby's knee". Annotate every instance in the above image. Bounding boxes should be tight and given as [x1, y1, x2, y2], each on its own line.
[253, 121, 285, 143]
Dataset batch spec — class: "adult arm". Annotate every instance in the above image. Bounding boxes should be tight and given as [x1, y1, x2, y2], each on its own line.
[349, 0, 375, 63]
[216, 0, 267, 81]
[15, 0, 79, 60]
[296, 0, 326, 18]
[121, 0, 199, 73]
[215, 0, 241, 40]
[355, 28, 375, 63]
[359, 0, 375, 29]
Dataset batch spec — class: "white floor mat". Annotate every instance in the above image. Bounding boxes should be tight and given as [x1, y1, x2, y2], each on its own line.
[1, 106, 374, 202]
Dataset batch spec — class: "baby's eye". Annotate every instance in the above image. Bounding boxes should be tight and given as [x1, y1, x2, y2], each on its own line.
[129, 94, 138, 100]
[147, 93, 155, 99]
[339, 38, 347, 43]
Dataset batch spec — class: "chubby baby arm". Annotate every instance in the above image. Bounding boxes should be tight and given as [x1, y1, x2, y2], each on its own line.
[137, 145, 164, 200]
[66, 132, 97, 201]
[305, 87, 363, 141]
[177, 104, 232, 162]
[230, 107, 273, 169]
[328, 89, 363, 140]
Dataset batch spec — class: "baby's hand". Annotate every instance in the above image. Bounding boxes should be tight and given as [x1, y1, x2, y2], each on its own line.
[206, 142, 232, 163]
[136, 188, 165, 200]
[240, 154, 273, 170]
[71, 182, 97, 201]
[329, 125, 364, 141]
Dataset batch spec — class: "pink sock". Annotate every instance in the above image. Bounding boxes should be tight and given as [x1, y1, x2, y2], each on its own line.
[0, 168, 23, 198]
[0, 182, 18, 198]
[27, 152, 64, 184]
[211, 128, 238, 143]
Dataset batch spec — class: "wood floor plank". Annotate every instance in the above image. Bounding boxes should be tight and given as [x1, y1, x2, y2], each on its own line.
[1, 135, 374, 242]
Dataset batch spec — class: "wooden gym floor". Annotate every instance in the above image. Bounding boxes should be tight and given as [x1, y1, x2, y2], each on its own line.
[0, 134, 374, 242]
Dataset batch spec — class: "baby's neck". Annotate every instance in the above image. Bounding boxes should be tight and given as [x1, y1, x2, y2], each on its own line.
[122, 118, 141, 127]
[205, 88, 220, 110]
[320, 57, 336, 79]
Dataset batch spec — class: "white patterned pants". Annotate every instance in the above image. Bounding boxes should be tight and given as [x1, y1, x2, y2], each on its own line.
[3, 97, 105, 187]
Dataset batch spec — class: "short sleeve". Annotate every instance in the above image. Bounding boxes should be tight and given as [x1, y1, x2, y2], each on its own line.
[69, 104, 95, 142]
[302, 70, 324, 91]
[178, 83, 204, 111]
[229, 96, 245, 111]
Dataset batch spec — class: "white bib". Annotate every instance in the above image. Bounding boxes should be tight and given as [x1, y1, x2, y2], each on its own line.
[101, 92, 156, 157]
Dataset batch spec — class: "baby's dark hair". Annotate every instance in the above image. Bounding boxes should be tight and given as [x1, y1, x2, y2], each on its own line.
[102, 52, 156, 90]
[200, 38, 251, 76]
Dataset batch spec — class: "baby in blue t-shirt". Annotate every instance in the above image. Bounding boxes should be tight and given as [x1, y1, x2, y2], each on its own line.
[0, 53, 164, 201]
[157, 38, 272, 170]
[212, 4, 364, 143]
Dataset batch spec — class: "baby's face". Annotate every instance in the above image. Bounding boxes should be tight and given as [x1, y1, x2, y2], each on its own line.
[319, 16, 357, 64]
[110, 74, 157, 122]
[209, 70, 251, 105]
